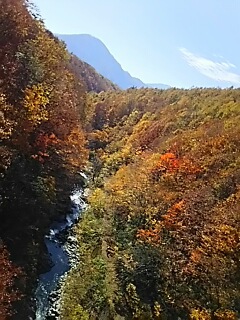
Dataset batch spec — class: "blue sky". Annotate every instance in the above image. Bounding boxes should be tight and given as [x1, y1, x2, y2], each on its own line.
[33, 0, 240, 88]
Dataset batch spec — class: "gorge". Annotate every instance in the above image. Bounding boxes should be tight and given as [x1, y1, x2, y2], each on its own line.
[0, 2, 240, 320]
[35, 187, 87, 319]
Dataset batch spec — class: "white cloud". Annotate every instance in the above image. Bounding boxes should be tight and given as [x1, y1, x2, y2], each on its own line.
[180, 48, 240, 85]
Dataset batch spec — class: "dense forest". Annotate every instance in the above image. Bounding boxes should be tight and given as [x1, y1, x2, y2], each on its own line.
[60, 88, 240, 320]
[0, 0, 94, 318]
[0, 1, 240, 320]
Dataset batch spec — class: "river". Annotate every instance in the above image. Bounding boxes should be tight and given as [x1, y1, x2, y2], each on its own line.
[35, 187, 87, 320]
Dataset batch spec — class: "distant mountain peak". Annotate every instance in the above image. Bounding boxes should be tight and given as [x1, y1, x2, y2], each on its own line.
[57, 34, 170, 90]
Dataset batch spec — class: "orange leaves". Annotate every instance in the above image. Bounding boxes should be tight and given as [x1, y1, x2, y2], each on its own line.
[157, 152, 180, 173]
[137, 227, 161, 245]
[150, 152, 202, 182]
[160, 152, 177, 165]
[171, 199, 185, 211]
[161, 199, 186, 230]
[31, 127, 88, 167]
[151, 152, 177, 172]
[189, 248, 202, 264]
[160, 152, 201, 175]
[137, 200, 186, 245]
[61, 127, 88, 170]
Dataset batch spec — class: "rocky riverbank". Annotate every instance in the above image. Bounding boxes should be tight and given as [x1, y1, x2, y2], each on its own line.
[35, 187, 87, 320]
[46, 228, 81, 319]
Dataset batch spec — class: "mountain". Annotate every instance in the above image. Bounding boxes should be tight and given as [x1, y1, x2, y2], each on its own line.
[69, 55, 119, 93]
[146, 83, 171, 89]
[57, 34, 170, 90]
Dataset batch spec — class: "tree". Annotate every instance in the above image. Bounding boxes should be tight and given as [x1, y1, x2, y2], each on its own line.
[0, 244, 22, 320]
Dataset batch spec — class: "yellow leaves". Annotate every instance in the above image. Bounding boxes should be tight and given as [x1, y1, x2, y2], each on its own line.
[23, 31, 69, 77]
[190, 308, 238, 320]
[202, 224, 239, 254]
[125, 283, 141, 316]
[62, 127, 88, 169]
[103, 145, 132, 174]
[153, 301, 162, 318]
[0, 93, 15, 140]
[89, 188, 106, 208]
[214, 309, 238, 320]
[88, 130, 108, 144]
[215, 225, 239, 253]
[128, 119, 151, 143]
[23, 83, 50, 125]
[190, 308, 211, 320]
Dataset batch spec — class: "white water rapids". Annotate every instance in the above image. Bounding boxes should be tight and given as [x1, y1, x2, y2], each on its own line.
[35, 189, 86, 319]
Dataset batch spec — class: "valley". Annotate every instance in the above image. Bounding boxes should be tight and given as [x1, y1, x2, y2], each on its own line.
[0, 2, 239, 320]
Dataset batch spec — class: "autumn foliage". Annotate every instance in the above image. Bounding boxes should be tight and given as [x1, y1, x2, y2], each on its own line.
[0, 1, 89, 317]
[61, 87, 240, 319]
[1, 1, 240, 319]
[0, 244, 22, 320]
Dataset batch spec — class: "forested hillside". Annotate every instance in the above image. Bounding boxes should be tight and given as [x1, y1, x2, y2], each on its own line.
[69, 55, 119, 93]
[0, 1, 101, 318]
[61, 88, 240, 320]
[0, 1, 240, 320]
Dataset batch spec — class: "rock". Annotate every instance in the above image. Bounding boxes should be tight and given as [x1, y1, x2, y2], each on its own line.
[35, 189, 86, 318]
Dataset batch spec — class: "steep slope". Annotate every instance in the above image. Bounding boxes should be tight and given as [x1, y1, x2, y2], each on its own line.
[69, 54, 119, 93]
[57, 34, 170, 89]
[0, 2, 89, 318]
[61, 87, 240, 320]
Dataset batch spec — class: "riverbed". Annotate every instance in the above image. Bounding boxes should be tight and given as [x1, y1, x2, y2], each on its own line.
[35, 189, 86, 319]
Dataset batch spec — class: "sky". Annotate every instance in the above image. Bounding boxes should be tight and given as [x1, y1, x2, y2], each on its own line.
[33, 0, 240, 88]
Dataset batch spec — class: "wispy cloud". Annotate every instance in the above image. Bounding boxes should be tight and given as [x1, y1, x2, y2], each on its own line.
[180, 48, 240, 85]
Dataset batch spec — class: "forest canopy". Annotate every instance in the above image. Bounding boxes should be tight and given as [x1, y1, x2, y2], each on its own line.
[0, 1, 240, 320]
[61, 87, 240, 320]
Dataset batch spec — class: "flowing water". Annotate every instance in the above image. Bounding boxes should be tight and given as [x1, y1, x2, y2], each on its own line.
[35, 189, 86, 319]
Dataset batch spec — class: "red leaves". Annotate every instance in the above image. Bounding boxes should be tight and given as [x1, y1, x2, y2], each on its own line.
[31, 132, 58, 162]
[34, 132, 58, 151]
[0, 244, 22, 319]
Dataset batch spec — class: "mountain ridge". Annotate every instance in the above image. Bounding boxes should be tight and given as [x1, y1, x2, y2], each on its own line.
[57, 33, 170, 90]
[69, 54, 119, 93]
